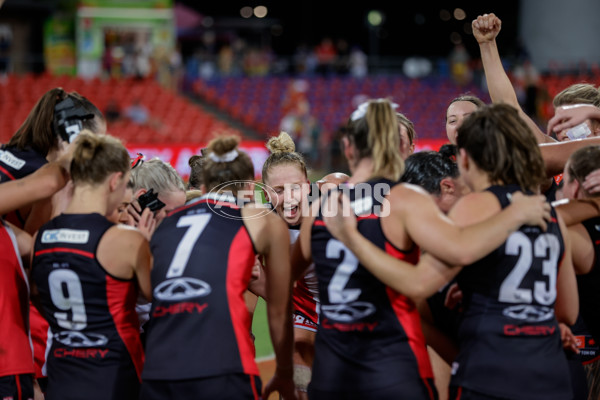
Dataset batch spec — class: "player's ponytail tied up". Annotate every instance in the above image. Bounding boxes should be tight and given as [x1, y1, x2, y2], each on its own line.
[202, 135, 254, 195]
[365, 100, 404, 182]
[70, 131, 129, 185]
[262, 131, 307, 183]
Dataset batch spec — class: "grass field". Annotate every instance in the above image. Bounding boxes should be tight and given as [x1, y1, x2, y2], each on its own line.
[252, 297, 274, 360]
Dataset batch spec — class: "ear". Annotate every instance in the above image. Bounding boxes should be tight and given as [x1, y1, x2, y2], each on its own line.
[591, 120, 600, 136]
[134, 188, 147, 198]
[342, 136, 355, 164]
[109, 172, 124, 192]
[574, 179, 585, 199]
[439, 177, 455, 195]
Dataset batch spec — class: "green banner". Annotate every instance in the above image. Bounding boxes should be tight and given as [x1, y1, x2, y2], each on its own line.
[44, 16, 76, 75]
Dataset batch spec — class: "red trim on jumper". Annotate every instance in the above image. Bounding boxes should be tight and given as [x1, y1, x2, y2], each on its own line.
[168, 198, 240, 217]
[583, 354, 600, 366]
[34, 247, 94, 259]
[383, 243, 433, 384]
[250, 374, 259, 400]
[386, 287, 434, 381]
[313, 220, 325, 227]
[385, 241, 420, 263]
[0, 164, 16, 180]
[357, 213, 378, 221]
[105, 275, 144, 380]
[226, 228, 259, 376]
[422, 378, 436, 400]
[455, 386, 463, 400]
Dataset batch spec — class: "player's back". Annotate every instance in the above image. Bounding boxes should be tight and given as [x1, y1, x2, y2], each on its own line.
[452, 184, 571, 400]
[32, 213, 142, 400]
[309, 179, 435, 399]
[143, 193, 259, 381]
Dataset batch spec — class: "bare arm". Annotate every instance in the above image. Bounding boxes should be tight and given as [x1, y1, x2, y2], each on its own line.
[540, 136, 600, 177]
[0, 161, 68, 216]
[568, 223, 594, 275]
[398, 185, 550, 266]
[554, 213, 578, 326]
[244, 208, 295, 399]
[323, 191, 458, 301]
[553, 197, 600, 227]
[473, 13, 554, 144]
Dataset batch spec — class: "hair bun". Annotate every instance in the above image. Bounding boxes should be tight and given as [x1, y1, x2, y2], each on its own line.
[266, 131, 295, 154]
[208, 135, 240, 156]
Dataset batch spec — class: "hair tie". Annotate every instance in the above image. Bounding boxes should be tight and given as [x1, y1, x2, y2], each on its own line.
[350, 100, 399, 121]
[209, 149, 239, 163]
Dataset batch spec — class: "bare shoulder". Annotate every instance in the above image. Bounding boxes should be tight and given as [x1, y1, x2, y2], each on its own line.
[102, 224, 148, 249]
[388, 182, 437, 213]
[449, 191, 500, 226]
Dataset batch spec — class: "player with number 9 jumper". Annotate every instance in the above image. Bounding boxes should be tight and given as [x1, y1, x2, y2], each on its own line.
[30, 132, 152, 400]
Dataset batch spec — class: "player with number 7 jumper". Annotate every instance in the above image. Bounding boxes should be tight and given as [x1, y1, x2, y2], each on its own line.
[291, 99, 555, 399]
[30, 132, 152, 400]
[141, 135, 296, 400]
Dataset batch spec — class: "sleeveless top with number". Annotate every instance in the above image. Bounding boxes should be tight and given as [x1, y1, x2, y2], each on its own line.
[571, 216, 600, 363]
[32, 213, 143, 400]
[309, 179, 435, 397]
[451, 185, 571, 400]
[142, 194, 259, 381]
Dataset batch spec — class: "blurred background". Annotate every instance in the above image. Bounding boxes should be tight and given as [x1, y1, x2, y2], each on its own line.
[1, 0, 600, 180]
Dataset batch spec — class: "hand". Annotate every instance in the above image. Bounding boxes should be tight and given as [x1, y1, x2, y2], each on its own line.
[582, 168, 600, 194]
[559, 323, 579, 354]
[33, 378, 45, 400]
[472, 13, 502, 44]
[547, 104, 600, 135]
[509, 192, 551, 231]
[263, 373, 297, 400]
[127, 200, 144, 226]
[322, 190, 357, 246]
[136, 207, 157, 241]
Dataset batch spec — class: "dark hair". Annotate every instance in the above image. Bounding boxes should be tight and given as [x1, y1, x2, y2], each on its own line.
[202, 135, 254, 195]
[262, 131, 307, 183]
[346, 99, 404, 181]
[438, 143, 458, 161]
[70, 131, 129, 185]
[456, 103, 545, 192]
[8, 88, 105, 156]
[188, 151, 205, 190]
[445, 94, 485, 121]
[567, 145, 600, 198]
[401, 151, 458, 195]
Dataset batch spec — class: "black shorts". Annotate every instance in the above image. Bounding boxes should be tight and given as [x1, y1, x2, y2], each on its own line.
[141, 373, 262, 400]
[0, 374, 34, 400]
[308, 377, 437, 400]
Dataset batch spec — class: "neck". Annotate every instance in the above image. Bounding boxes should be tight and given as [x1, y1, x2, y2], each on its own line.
[470, 171, 493, 192]
[348, 157, 375, 184]
[65, 184, 109, 215]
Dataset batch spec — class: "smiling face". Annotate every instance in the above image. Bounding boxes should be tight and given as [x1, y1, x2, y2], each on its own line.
[446, 101, 479, 144]
[264, 163, 310, 226]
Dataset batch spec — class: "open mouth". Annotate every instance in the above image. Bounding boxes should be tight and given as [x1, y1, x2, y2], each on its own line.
[283, 204, 299, 218]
